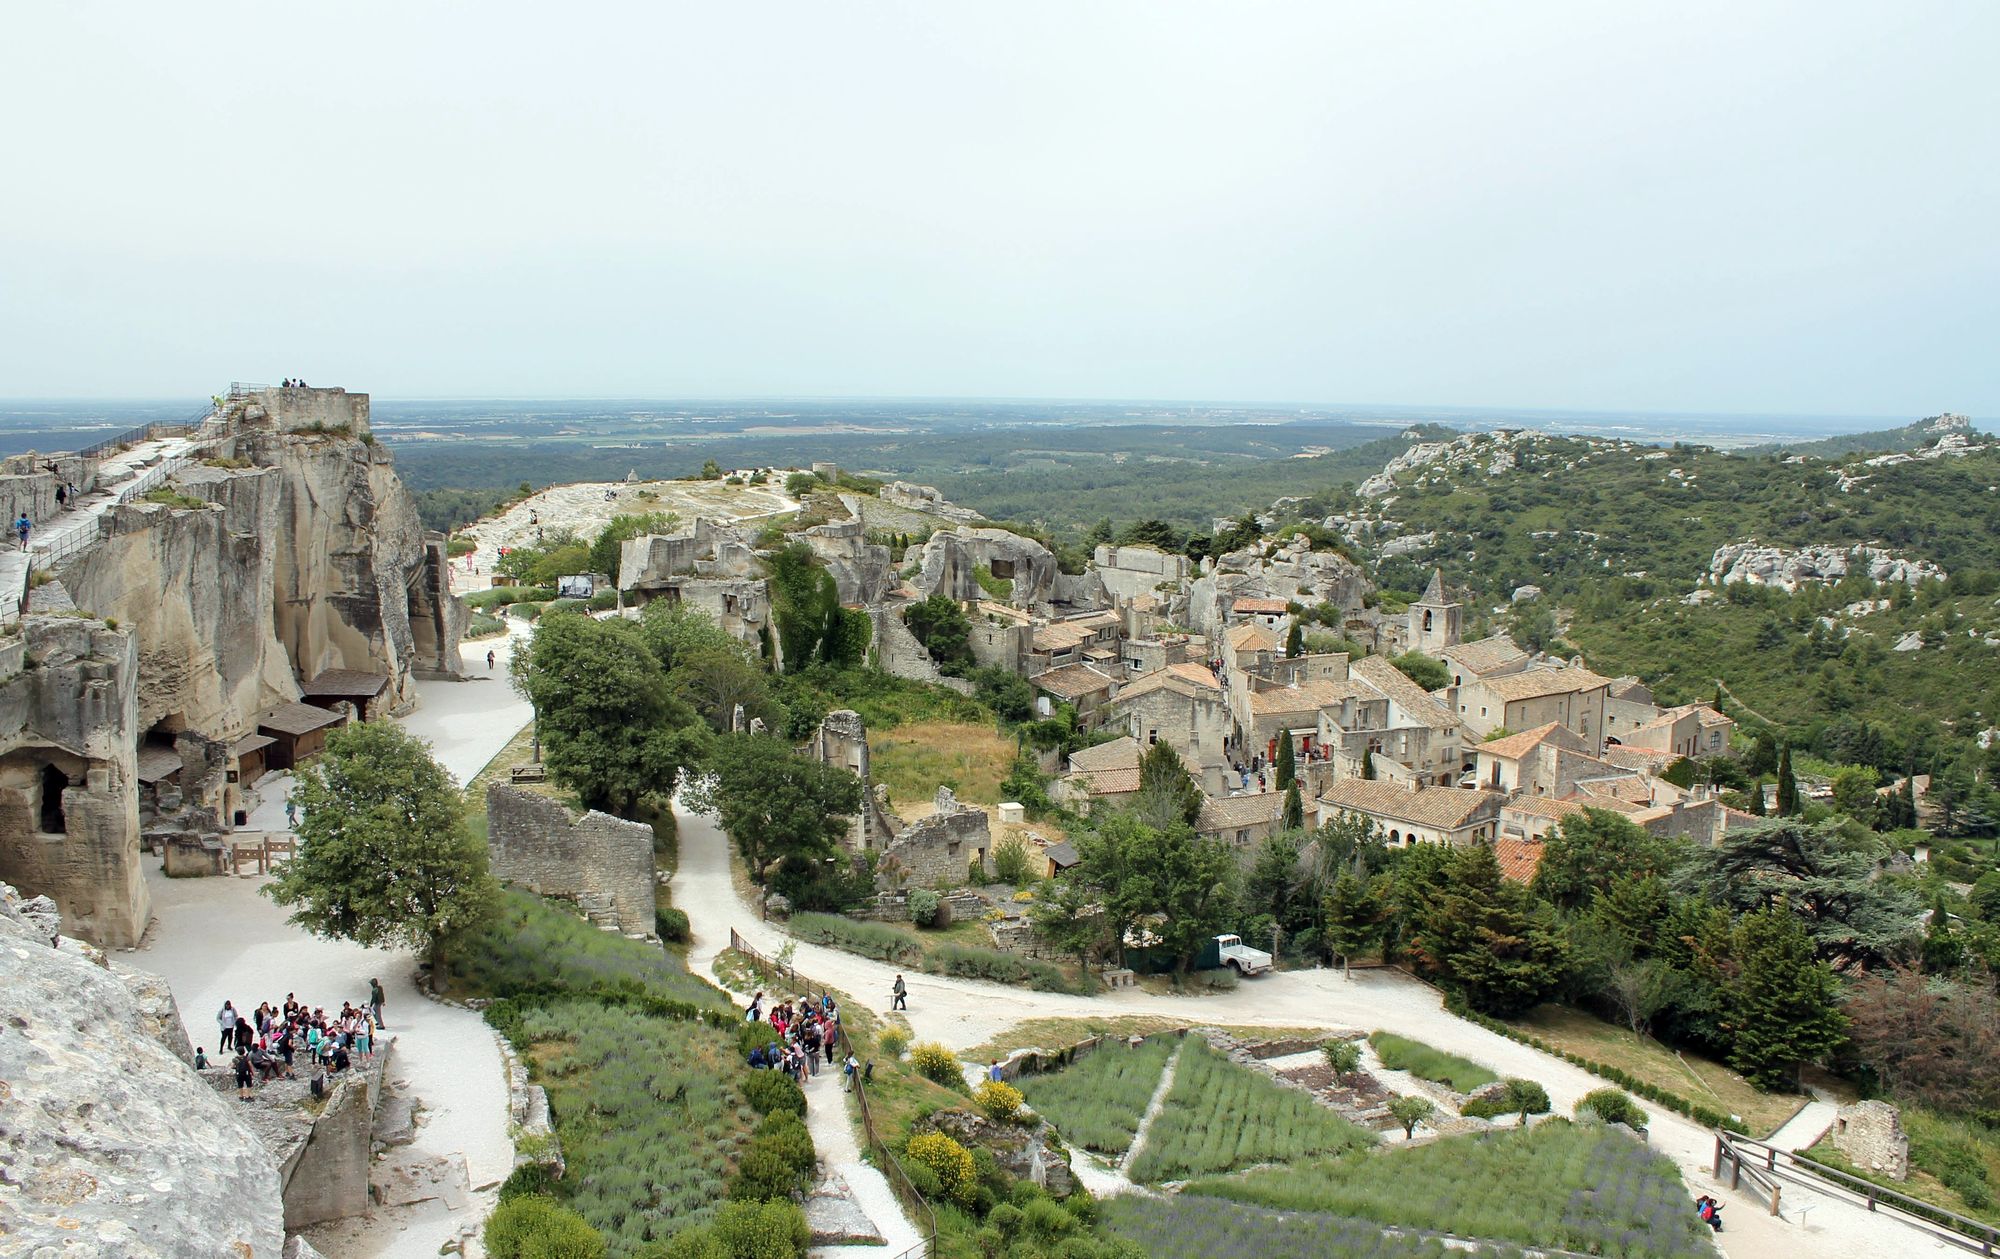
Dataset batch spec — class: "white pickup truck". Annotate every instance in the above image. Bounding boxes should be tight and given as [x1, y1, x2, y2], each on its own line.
[1204, 933, 1273, 977]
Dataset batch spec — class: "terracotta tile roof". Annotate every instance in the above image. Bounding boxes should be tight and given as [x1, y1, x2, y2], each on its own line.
[1066, 767, 1141, 797]
[1494, 837, 1546, 884]
[1226, 622, 1280, 653]
[1068, 736, 1142, 773]
[1247, 679, 1360, 715]
[1606, 675, 1652, 702]
[1317, 780, 1502, 830]
[1198, 791, 1288, 832]
[1602, 744, 1679, 771]
[1500, 795, 1589, 822]
[1034, 622, 1095, 651]
[1351, 655, 1456, 729]
[1231, 597, 1290, 615]
[1440, 634, 1528, 676]
[1560, 792, 1646, 815]
[1476, 665, 1612, 703]
[1031, 663, 1116, 701]
[1111, 662, 1224, 707]
[1477, 722, 1568, 761]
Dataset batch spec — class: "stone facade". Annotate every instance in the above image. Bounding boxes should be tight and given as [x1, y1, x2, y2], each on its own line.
[807, 709, 898, 850]
[1830, 1100, 1909, 1181]
[486, 784, 658, 935]
[879, 787, 993, 888]
[0, 617, 148, 948]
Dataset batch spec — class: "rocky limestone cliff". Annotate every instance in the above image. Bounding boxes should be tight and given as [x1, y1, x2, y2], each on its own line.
[0, 881, 284, 1257]
[1708, 541, 1946, 591]
[912, 527, 1103, 612]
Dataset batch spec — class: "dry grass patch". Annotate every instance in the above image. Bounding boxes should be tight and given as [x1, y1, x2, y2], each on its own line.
[869, 720, 1014, 807]
[1508, 1004, 1815, 1137]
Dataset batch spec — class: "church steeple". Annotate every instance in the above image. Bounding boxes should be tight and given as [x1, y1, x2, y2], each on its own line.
[1421, 569, 1448, 605]
[1409, 569, 1461, 654]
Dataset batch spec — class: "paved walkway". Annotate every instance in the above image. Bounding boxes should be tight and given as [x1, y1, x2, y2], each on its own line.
[1769, 1090, 1839, 1153]
[124, 628, 530, 1259]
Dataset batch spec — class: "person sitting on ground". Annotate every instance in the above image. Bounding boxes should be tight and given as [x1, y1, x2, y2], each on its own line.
[193, 1045, 209, 1070]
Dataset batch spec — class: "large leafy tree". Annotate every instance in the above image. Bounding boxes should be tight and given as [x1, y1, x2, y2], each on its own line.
[1134, 739, 1203, 829]
[902, 594, 974, 674]
[1124, 819, 1242, 976]
[1242, 833, 1317, 947]
[688, 732, 862, 884]
[265, 722, 498, 974]
[640, 600, 781, 734]
[1404, 844, 1567, 1016]
[1322, 871, 1389, 977]
[1676, 817, 1922, 971]
[1721, 907, 1848, 1089]
[513, 612, 706, 814]
[1531, 809, 1681, 913]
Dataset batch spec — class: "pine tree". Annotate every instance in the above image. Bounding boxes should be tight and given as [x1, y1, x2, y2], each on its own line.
[1922, 896, 1962, 974]
[1746, 778, 1766, 816]
[1285, 621, 1304, 659]
[1406, 845, 1567, 1016]
[1321, 871, 1384, 977]
[1282, 781, 1304, 829]
[1276, 734, 1297, 792]
[1724, 907, 1847, 1089]
[1135, 739, 1204, 828]
[1775, 743, 1801, 816]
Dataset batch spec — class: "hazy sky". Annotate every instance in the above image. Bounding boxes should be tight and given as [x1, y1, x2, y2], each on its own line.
[2, 3, 1994, 415]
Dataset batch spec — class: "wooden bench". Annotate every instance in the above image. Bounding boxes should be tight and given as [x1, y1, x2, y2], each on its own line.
[509, 764, 547, 784]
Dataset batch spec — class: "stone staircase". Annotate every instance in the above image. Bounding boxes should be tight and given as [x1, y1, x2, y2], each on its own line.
[575, 891, 621, 931]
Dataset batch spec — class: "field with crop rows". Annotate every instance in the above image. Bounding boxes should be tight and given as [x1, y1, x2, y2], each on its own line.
[1368, 1031, 1498, 1093]
[1017, 1035, 1177, 1155]
[1102, 1194, 1525, 1259]
[521, 998, 757, 1257]
[1183, 1120, 1716, 1259]
[1125, 1037, 1373, 1182]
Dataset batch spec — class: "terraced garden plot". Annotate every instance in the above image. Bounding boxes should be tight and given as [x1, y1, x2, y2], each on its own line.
[1016, 1035, 1177, 1155]
[1125, 1037, 1373, 1182]
[1183, 1121, 1717, 1259]
[1102, 1194, 1526, 1259]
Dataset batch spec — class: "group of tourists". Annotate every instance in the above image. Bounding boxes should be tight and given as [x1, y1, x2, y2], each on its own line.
[744, 989, 860, 1091]
[202, 978, 390, 1102]
[280, 377, 311, 388]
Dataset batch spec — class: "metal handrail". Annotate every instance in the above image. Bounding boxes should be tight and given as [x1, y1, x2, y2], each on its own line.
[1716, 1129, 2000, 1254]
[730, 928, 939, 1259]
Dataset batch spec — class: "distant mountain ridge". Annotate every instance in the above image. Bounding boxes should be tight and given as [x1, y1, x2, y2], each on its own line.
[1743, 412, 1979, 459]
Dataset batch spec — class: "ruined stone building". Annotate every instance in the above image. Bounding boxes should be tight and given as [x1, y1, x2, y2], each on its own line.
[0, 385, 466, 947]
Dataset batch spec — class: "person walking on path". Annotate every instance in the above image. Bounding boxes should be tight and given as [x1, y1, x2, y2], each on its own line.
[14, 514, 29, 550]
[369, 977, 387, 1030]
[284, 795, 297, 829]
[486, 649, 496, 670]
[891, 974, 907, 1011]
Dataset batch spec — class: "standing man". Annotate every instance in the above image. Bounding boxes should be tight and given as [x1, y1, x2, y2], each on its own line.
[285, 795, 297, 830]
[891, 974, 908, 1011]
[369, 977, 387, 1030]
[486, 649, 496, 671]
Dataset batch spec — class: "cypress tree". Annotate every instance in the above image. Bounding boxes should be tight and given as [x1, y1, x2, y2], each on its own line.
[1282, 781, 1304, 829]
[1276, 734, 1297, 792]
[1724, 907, 1847, 1089]
[1746, 778, 1766, 816]
[1285, 621, 1304, 659]
[1775, 743, 1800, 816]
[1362, 749, 1377, 780]
[1897, 772, 1919, 830]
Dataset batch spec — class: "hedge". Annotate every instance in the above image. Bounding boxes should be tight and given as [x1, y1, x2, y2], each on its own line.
[1444, 995, 1749, 1135]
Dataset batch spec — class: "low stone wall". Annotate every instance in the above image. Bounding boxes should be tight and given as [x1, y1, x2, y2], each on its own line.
[486, 784, 657, 936]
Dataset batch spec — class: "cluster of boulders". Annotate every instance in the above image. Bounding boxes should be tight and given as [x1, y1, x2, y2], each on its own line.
[1708, 541, 1946, 591]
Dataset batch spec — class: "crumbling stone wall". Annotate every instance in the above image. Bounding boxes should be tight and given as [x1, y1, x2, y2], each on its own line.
[879, 788, 993, 888]
[486, 784, 657, 934]
[1831, 1100, 1909, 1180]
[807, 709, 898, 850]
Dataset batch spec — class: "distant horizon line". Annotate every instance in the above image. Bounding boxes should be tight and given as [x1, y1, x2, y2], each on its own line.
[0, 392, 1953, 426]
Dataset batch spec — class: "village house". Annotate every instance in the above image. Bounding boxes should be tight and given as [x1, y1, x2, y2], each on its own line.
[1456, 663, 1611, 744]
[1603, 676, 1657, 738]
[1196, 791, 1289, 851]
[1341, 654, 1464, 786]
[1028, 610, 1123, 674]
[1315, 779, 1503, 848]
[1028, 663, 1119, 727]
[1098, 662, 1231, 789]
[1440, 633, 1532, 688]
[966, 600, 1033, 672]
[1221, 621, 1283, 676]
[1227, 595, 1292, 633]
[1613, 703, 1735, 759]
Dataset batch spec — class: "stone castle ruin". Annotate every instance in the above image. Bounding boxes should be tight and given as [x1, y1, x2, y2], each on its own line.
[485, 783, 659, 936]
[0, 385, 466, 948]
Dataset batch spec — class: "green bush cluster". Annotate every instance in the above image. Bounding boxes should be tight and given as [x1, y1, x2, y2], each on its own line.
[467, 585, 557, 610]
[469, 613, 509, 638]
[877, 1025, 910, 1059]
[656, 1200, 810, 1259]
[924, 942, 1076, 992]
[1446, 997, 1749, 1134]
[654, 907, 691, 943]
[907, 887, 941, 927]
[739, 1070, 805, 1118]
[1367, 1032, 1498, 1093]
[451, 891, 727, 1013]
[1576, 1087, 1649, 1132]
[727, 1111, 815, 1202]
[787, 912, 919, 962]
[484, 1194, 606, 1259]
[1458, 1079, 1551, 1121]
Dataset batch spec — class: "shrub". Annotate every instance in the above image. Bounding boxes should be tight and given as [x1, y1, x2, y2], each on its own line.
[711, 1199, 809, 1259]
[1387, 1094, 1435, 1138]
[909, 1041, 966, 1090]
[498, 1162, 556, 1202]
[1323, 1039, 1362, 1078]
[878, 1025, 910, 1059]
[1368, 1031, 1498, 1093]
[992, 836, 1034, 885]
[655, 906, 691, 943]
[1576, 1087, 1648, 1132]
[908, 887, 941, 927]
[728, 1112, 815, 1202]
[787, 912, 920, 963]
[1504, 1078, 1552, 1119]
[469, 613, 508, 639]
[656, 1227, 729, 1259]
[741, 1069, 806, 1117]
[975, 1079, 1026, 1123]
[907, 1132, 978, 1207]
[483, 1195, 606, 1259]
[923, 941, 1076, 992]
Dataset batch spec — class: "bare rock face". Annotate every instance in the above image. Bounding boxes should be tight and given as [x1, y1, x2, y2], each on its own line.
[0, 884, 284, 1257]
[913, 528, 1062, 610]
[1708, 541, 1946, 592]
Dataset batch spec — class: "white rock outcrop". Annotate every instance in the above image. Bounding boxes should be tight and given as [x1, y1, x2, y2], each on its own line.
[0, 882, 284, 1257]
[1708, 541, 1945, 591]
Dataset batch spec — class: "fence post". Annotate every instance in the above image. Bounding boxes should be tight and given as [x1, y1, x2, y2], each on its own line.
[1769, 1184, 1781, 1216]
[1713, 1135, 1723, 1180]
